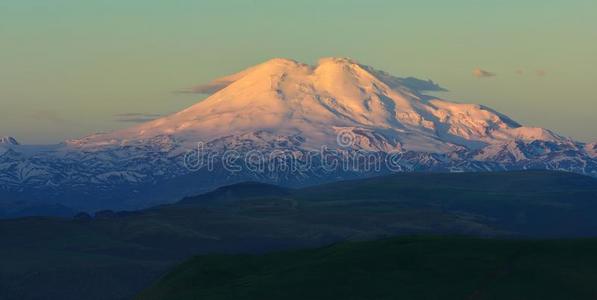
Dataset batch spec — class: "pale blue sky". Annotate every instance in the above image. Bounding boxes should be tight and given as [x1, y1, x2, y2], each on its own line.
[1, 0, 596, 143]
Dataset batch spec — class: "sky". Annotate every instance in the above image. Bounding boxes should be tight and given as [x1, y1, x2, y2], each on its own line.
[1, 0, 596, 144]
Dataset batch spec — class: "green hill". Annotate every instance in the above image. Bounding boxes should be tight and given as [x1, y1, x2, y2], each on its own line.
[138, 236, 597, 300]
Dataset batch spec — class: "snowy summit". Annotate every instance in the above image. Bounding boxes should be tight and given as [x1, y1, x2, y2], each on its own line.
[0, 136, 19, 146]
[1, 58, 595, 212]
[73, 57, 565, 153]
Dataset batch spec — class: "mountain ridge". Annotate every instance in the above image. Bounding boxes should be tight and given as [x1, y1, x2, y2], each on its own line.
[0, 136, 19, 146]
[69, 57, 567, 152]
[0, 57, 595, 214]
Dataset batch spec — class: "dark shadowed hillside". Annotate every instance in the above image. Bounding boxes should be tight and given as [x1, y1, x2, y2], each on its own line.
[137, 236, 597, 300]
[1, 171, 597, 299]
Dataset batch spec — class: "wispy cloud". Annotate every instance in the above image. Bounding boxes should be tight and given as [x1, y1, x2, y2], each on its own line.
[114, 113, 163, 123]
[535, 69, 547, 77]
[176, 82, 232, 95]
[514, 69, 547, 77]
[396, 77, 448, 92]
[472, 68, 496, 78]
[30, 110, 69, 125]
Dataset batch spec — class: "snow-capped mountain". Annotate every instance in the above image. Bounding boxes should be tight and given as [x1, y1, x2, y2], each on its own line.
[1, 58, 595, 215]
[72, 57, 565, 151]
[587, 142, 597, 158]
[0, 136, 19, 146]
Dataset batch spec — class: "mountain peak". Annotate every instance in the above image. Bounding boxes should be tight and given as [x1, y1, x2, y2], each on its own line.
[317, 57, 360, 66]
[262, 57, 359, 67]
[260, 57, 301, 66]
[73, 57, 570, 152]
[0, 136, 19, 146]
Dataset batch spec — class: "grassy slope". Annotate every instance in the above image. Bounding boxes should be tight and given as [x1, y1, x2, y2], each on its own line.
[138, 236, 597, 300]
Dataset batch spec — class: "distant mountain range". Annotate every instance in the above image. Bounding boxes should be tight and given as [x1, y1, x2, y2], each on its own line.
[1, 57, 595, 215]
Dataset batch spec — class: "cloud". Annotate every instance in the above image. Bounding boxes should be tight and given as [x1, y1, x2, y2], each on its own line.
[30, 110, 69, 125]
[175, 81, 233, 94]
[359, 66, 448, 92]
[513, 69, 547, 77]
[535, 69, 547, 77]
[114, 113, 163, 123]
[472, 68, 496, 78]
[396, 77, 448, 92]
[175, 73, 248, 95]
